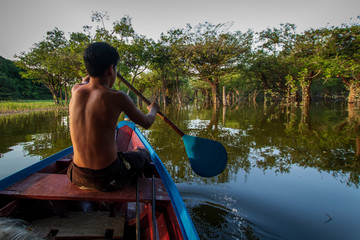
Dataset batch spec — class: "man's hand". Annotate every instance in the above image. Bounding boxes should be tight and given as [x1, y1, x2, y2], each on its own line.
[81, 75, 90, 84]
[147, 102, 160, 113]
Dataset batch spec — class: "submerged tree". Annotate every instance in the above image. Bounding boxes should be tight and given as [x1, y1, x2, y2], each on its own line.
[181, 22, 253, 110]
[287, 28, 326, 106]
[325, 21, 360, 104]
[149, 40, 172, 108]
[119, 35, 153, 95]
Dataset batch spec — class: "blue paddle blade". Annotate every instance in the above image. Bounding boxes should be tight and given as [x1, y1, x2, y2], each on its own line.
[182, 135, 227, 177]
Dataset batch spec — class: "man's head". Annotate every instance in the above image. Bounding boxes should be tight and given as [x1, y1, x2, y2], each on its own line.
[83, 42, 120, 77]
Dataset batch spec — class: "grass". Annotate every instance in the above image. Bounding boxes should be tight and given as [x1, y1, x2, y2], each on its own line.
[0, 100, 61, 113]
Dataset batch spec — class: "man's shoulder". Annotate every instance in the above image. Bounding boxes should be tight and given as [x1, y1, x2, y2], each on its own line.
[108, 89, 126, 97]
[71, 83, 87, 94]
[107, 89, 131, 104]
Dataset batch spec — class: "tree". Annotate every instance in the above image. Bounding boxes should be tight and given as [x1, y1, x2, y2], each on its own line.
[182, 22, 252, 110]
[249, 50, 289, 102]
[16, 29, 64, 104]
[56, 32, 89, 104]
[287, 28, 326, 106]
[258, 23, 297, 57]
[161, 29, 189, 105]
[135, 71, 162, 108]
[254, 23, 297, 102]
[324, 20, 360, 103]
[118, 35, 153, 95]
[149, 40, 172, 108]
[15, 28, 87, 104]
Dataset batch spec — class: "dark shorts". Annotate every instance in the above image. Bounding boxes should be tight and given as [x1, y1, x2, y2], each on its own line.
[67, 149, 151, 192]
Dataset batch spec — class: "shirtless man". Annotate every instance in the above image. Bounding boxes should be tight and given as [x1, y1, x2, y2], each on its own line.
[67, 42, 160, 191]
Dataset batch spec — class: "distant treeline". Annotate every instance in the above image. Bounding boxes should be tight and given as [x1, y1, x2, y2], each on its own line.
[8, 12, 360, 109]
[0, 56, 51, 100]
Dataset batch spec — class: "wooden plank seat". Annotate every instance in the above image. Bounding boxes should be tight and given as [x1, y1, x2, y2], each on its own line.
[0, 173, 170, 202]
[30, 211, 125, 239]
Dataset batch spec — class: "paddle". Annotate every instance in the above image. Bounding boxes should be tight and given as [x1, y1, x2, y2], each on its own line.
[117, 73, 227, 177]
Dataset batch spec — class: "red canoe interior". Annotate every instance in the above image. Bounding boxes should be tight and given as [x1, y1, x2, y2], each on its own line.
[0, 125, 184, 240]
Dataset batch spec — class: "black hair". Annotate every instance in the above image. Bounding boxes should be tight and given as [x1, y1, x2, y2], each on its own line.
[83, 42, 120, 77]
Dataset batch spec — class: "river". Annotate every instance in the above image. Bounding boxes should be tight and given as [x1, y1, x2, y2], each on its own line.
[0, 102, 359, 239]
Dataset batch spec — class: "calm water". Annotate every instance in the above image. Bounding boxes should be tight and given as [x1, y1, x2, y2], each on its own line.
[0, 103, 359, 240]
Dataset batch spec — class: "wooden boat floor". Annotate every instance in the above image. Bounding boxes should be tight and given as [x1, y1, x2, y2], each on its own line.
[0, 173, 170, 202]
[30, 211, 125, 239]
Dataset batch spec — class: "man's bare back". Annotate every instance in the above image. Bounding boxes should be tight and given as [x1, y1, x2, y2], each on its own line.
[69, 44, 159, 171]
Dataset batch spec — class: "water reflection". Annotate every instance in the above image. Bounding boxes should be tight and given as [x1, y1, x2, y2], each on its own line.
[0, 104, 359, 239]
[145, 103, 359, 239]
[0, 110, 72, 178]
[147, 103, 359, 188]
[187, 200, 259, 240]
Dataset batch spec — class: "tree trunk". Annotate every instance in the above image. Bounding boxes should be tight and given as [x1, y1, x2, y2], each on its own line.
[300, 101, 311, 131]
[301, 79, 312, 106]
[46, 83, 59, 105]
[354, 113, 360, 157]
[176, 74, 182, 106]
[222, 105, 227, 125]
[291, 91, 296, 105]
[222, 85, 227, 106]
[207, 107, 218, 131]
[127, 74, 137, 95]
[157, 89, 161, 103]
[209, 81, 218, 111]
[348, 83, 357, 104]
[64, 84, 69, 105]
[137, 95, 143, 109]
[51, 93, 59, 105]
[356, 134, 360, 158]
[162, 84, 166, 109]
[252, 90, 258, 104]
[194, 89, 198, 107]
[60, 88, 65, 105]
[348, 102, 355, 122]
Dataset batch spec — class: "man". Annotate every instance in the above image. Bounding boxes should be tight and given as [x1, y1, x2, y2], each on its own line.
[67, 42, 160, 191]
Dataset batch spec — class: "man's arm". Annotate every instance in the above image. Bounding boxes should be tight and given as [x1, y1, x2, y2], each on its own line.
[120, 92, 159, 129]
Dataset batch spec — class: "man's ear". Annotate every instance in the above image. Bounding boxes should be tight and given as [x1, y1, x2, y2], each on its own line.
[108, 65, 114, 74]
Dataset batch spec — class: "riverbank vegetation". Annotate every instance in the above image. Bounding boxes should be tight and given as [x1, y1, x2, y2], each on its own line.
[0, 100, 59, 113]
[1, 12, 359, 110]
[0, 57, 52, 100]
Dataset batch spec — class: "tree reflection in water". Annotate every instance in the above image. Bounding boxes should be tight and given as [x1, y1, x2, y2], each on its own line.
[1, 103, 359, 239]
[0, 110, 71, 159]
[146, 102, 359, 188]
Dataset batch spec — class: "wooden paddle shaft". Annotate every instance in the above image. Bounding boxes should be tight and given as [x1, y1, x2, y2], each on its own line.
[117, 73, 185, 137]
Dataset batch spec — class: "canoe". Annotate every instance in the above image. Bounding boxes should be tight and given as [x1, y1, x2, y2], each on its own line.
[0, 120, 199, 240]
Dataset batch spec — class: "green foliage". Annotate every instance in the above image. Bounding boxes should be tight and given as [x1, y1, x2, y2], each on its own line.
[325, 22, 360, 85]
[15, 27, 89, 105]
[311, 77, 347, 99]
[118, 35, 153, 87]
[258, 23, 297, 56]
[0, 56, 51, 100]
[176, 22, 253, 107]
[6, 13, 359, 106]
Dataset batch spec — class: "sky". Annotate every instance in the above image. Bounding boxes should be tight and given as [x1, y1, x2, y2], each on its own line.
[0, 0, 359, 60]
